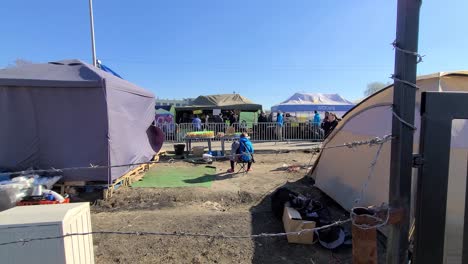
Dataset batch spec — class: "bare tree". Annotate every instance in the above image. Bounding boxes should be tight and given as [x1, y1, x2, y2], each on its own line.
[7, 59, 33, 68]
[364, 81, 389, 96]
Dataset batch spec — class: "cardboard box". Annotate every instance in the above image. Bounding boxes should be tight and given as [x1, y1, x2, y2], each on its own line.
[282, 206, 316, 244]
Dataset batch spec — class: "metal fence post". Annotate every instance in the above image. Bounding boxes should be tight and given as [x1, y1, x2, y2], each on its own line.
[387, 0, 422, 263]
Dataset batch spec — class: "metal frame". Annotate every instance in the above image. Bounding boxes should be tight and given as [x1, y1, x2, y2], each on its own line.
[414, 91, 468, 263]
[155, 122, 324, 143]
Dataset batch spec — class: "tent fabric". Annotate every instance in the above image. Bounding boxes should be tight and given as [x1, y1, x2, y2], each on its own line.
[271, 93, 354, 113]
[0, 59, 156, 183]
[175, 94, 262, 111]
[311, 71, 468, 261]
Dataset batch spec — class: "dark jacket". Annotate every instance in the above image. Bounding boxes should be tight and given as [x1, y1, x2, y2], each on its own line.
[258, 114, 268, 123]
[322, 120, 338, 137]
[229, 115, 237, 125]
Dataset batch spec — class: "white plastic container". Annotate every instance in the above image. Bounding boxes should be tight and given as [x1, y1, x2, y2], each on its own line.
[0, 203, 94, 264]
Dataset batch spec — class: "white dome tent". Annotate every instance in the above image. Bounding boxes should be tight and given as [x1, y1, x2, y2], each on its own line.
[311, 71, 468, 262]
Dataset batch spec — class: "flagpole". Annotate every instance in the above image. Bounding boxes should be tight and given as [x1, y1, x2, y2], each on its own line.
[88, 0, 97, 67]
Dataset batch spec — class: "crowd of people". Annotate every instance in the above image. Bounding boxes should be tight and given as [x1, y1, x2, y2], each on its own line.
[269, 110, 340, 139]
[188, 111, 241, 131]
[178, 109, 340, 139]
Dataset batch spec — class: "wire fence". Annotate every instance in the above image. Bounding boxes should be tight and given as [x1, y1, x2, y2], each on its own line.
[155, 122, 324, 143]
[0, 219, 352, 247]
[0, 134, 393, 247]
[0, 35, 425, 264]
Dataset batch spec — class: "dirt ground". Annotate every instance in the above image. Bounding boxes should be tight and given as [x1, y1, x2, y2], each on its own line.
[91, 152, 356, 264]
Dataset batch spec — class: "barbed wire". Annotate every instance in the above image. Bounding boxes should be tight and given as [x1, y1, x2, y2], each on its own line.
[391, 109, 417, 130]
[390, 74, 421, 90]
[0, 219, 351, 247]
[0, 152, 250, 177]
[0, 38, 425, 252]
[390, 40, 424, 93]
[354, 138, 387, 206]
[0, 134, 395, 248]
[308, 133, 393, 230]
[392, 41, 425, 63]
[313, 134, 393, 152]
[0, 135, 395, 246]
[0, 160, 161, 177]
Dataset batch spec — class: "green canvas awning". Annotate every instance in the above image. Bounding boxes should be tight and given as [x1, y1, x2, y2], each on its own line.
[175, 94, 262, 112]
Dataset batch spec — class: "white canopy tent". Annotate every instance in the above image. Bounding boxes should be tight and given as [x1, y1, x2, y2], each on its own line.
[271, 93, 354, 120]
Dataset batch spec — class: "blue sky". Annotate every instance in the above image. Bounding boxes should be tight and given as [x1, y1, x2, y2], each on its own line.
[1, 0, 467, 108]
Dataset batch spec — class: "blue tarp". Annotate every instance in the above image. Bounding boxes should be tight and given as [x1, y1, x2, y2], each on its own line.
[97, 61, 122, 79]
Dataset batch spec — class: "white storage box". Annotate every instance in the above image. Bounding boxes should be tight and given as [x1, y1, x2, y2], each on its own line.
[0, 203, 94, 264]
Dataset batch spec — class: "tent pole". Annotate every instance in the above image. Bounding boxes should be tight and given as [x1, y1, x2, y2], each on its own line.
[387, 0, 421, 263]
[88, 0, 97, 67]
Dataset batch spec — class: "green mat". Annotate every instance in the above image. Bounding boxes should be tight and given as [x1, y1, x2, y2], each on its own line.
[131, 166, 216, 188]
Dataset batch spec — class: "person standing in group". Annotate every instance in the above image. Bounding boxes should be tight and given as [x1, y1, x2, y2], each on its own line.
[257, 111, 268, 140]
[322, 112, 339, 137]
[215, 113, 224, 123]
[276, 112, 284, 141]
[192, 115, 202, 131]
[258, 112, 267, 123]
[321, 111, 330, 131]
[323, 111, 330, 122]
[313, 110, 321, 125]
[229, 111, 236, 126]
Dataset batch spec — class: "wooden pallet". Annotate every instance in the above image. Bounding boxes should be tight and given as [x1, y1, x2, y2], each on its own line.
[55, 151, 166, 200]
[103, 151, 165, 199]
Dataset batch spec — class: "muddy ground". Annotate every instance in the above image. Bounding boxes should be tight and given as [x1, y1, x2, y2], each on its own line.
[91, 152, 374, 264]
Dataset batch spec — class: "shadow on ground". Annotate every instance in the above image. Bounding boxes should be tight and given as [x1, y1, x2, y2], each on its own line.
[183, 172, 241, 184]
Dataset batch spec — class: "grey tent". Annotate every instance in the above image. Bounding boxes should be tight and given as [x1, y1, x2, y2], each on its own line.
[0, 59, 157, 183]
[175, 94, 262, 111]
